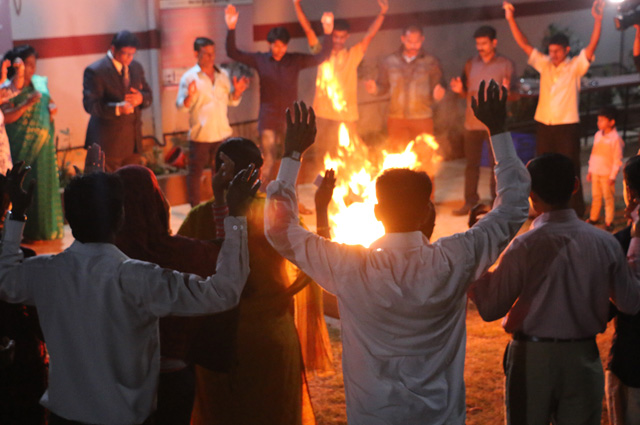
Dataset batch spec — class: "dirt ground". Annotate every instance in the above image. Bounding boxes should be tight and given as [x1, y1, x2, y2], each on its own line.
[307, 305, 616, 425]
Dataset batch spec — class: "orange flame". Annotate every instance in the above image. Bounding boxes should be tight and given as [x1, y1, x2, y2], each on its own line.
[317, 61, 347, 113]
[323, 124, 441, 247]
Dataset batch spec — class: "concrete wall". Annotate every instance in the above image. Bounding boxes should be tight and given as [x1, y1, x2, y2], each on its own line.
[6, 0, 638, 150]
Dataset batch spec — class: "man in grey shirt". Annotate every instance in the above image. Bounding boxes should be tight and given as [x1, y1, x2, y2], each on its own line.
[470, 153, 640, 424]
[451, 26, 514, 216]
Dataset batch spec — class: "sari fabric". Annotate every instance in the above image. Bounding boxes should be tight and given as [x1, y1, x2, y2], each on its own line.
[5, 75, 63, 240]
[178, 195, 333, 425]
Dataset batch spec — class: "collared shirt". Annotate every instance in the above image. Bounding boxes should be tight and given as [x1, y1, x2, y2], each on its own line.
[313, 43, 365, 123]
[529, 48, 591, 125]
[377, 47, 443, 120]
[176, 65, 240, 143]
[265, 133, 530, 424]
[226, 29, 332, 133]
[470, 209, 640, 339]
[0, 217, 249, 424]
[588, 128, 624, 180]
[461, 54, 514, 131]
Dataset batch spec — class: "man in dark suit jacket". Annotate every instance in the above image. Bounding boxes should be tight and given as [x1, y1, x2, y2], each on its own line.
[83, 31, 152, 171]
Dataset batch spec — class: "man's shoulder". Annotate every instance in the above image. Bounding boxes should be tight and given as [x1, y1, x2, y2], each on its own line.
[85, 55, 111, 72]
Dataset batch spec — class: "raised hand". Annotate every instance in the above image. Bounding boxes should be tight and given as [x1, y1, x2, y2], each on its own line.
[450, 77, 463, 94]
[471, 79, 508, 136]
[321, 12, 334, 35]
[284, 101, 317, 159]
[378, 0, 389, 15]
[84, 143, 106, 174]
[433, 83, 445, 102]
[365, 79, 377, 95]
[227, 164, 261, 217]
[4, 162, 35, 218]
[212, 151, 236, 202]
[315, 168, 336, 213]
[0, 60, 9, 83]
[225, 5, 239, 30]
[232, 76, 250, 95]
[592, 0, 604, 20]
[503, 1, 515, 21]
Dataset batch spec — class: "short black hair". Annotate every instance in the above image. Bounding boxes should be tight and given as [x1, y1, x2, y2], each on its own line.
[215, 137, 264, 173]
[548, 33, 570, 48]
[334, 19, 351, 33]
[624, 156, 640, 195]
[64, 172, 124, 243]
[194, 37, 215, 52]
[402, 25, 424, 36]
[111, 30, 140, 50]
[598, 106, 617, 122]
[474, 26, 497, 41]
[267, 27, 291, 44]
[3, 45, 37, 79]
[376, 168, 432, 225]
[527, 153, 575, 206]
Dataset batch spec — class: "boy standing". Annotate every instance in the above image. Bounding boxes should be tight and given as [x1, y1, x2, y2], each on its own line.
[587, 107, 624, 231]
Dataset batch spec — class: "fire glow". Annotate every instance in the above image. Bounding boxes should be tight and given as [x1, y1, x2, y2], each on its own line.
[323, 124, 441, 248]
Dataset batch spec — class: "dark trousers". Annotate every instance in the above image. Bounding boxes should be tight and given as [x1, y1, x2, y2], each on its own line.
[504, 339, 603, 425]
[49, 413, 153, 425]
[536, 123, 585, 217]
[463, 129, 495, 206]
[155, 367, 196, 425]
[188, 140, 221, 207]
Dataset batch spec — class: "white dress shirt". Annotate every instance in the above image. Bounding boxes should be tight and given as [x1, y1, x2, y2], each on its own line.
[470, 209, 640, 338]
[176, 65, 240, 143]
[0, 217, 249, 424]
[529, 48, 591, 126]
[264, 133, 530, 424]
[588, 128, 624, 180]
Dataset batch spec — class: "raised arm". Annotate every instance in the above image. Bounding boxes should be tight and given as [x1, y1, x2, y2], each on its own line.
[360, 0, 389, 52]
[503, 2, 534, 57]
[584, 0, 604, 61]
[438, 80, 530, 283]
[265, 102, 366, 295]
[293, 0, 319, 50]
[225, 5, 259, 68]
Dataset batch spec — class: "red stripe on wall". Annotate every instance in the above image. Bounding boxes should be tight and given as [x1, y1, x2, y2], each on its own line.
[253, 0, 593, 41]
[12, 30, 161, 59]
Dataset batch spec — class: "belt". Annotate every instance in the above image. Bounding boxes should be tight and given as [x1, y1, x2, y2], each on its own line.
[512, 332, 595, 343]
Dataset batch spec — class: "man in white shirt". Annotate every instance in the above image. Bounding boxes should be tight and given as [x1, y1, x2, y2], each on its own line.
[176, 37, 249, 206]
[0, 164, 259, 425]
[265, 80, 530, 424]
[503, 0, 604, 217]
[469, 152, 640, 424]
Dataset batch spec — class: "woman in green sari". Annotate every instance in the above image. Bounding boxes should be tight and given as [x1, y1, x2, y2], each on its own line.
[3, 45, 63, 241]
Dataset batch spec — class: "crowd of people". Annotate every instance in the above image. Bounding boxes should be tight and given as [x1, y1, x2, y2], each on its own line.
[1, 0, 640, 424]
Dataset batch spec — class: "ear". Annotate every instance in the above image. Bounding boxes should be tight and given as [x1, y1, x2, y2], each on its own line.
[492, 39, 498, 49]
[565, 46, 571, 54]
[374, 203, 384, 223]
[109, 46, 116, 56]
[572, 176, 579, 195]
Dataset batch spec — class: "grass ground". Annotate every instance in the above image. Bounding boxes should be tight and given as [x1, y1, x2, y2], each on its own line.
[308, 305, 616, 424]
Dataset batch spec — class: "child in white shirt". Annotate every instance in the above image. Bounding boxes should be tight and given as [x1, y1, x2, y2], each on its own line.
[586, 107, 624, 231]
